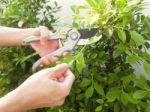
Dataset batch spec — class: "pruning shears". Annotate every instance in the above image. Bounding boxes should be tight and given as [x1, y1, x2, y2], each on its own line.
[23, 27, 99, 72]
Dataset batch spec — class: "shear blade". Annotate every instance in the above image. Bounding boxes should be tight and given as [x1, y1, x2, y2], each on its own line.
[77, 28, 99, 39]
[76, 28, 99, 45]
[77, 39, 89, 45]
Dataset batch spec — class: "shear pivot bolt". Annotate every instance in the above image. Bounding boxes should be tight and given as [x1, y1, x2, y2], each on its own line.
[70, 32, 78, 40]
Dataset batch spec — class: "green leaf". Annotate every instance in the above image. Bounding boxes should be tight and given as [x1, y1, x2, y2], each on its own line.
[143, 61, 150, 75]
[76, 93, 85, 100]
[72, 5, 89, 13]
[72, 21, 79, 28]
[96, 99, 104, 104]
[146, 106, 150, 112]
[76, 52, 85, 73]
[76, 5, 89, 11]
[118, 30, 126, 43]
[121, 91, 129, 106]
[113, 44, 127, 58]
[87, 35, 102, 44]
[134, 76, 150, 90]
[91, 53, 98, 59]
[106, 88, 121, 102]
[94, 82, 105, 96]
[108, 73, 119, 84]
[116, 0, 126, 10]
[114, 102, 120, 112]
[79, 79, 91, 88]
[127, 104, 136, 112]
[86, 0, 96, 8]
[18, 20, 25, 27]
[63, 55, 75, 69]
[89, 14, 99, 26]
[97, 0, 105, 9]
[127, 94, 139, 104]
[130, 31, 144, 46]
[126, 54, 138, 64]
[123, 13, 132, 27]
[21, 53, 36, 63]
[85, 86, 94, 98]
[133, 90, 148, 99]
[121, 92, 138, 104]
[123, 75, 131, 88]
[95, 105, 102, 111]
[70, 5, 76, 13]
[127, 0, 141, 6]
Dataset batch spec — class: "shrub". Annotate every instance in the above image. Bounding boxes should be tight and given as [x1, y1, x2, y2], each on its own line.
[0, 0, 150, 112]
[50, 0, 150, 112]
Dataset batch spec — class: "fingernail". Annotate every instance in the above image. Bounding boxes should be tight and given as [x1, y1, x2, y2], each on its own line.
[40, 64, 44, 67]
[59, 77, 65, 82]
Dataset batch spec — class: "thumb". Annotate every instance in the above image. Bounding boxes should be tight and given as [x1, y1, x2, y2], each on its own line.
[39, 26, 49, 45]
[60, 70, 75, 90]
[49, 63, 68, 79]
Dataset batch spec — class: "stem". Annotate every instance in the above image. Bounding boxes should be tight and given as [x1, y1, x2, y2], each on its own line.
[74, 45, 87, 61]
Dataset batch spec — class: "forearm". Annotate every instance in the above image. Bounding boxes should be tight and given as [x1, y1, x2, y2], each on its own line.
[0, 26, 34, 46]
[0, 90, 25, 112]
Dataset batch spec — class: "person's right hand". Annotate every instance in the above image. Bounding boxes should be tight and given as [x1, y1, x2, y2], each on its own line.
[0, 63, 75, 112]
[30, 26, 69, 66]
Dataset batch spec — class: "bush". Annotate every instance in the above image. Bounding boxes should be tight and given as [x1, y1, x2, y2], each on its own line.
[0, 0, 150, 112]
[51, 0, 150, 112]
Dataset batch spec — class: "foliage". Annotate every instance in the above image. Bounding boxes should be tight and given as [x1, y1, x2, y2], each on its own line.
[0, 0, 150, 112]
[0, 0, 60, 28]
[50, 0, 150, 112]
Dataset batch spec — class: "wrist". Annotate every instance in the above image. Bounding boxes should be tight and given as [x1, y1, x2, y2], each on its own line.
[20, 28, 35, 45]
[0, 89, 26, 112]
[21, 28, 35, 38]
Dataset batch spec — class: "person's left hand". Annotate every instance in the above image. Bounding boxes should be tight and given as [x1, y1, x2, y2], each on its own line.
[30, 26, 59, 66]
[0, 63, 75, 111]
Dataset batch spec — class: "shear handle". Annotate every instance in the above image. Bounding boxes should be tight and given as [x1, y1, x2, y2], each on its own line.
[22, 31, 62, 45]
[32, 29, 81, 72]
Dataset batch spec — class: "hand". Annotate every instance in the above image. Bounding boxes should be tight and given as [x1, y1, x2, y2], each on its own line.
[0, 63, 75, 111]
[30, 26, 59, 65]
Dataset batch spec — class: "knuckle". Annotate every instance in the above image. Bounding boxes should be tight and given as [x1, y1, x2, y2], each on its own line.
[61, 89, 70, 96]
[57, 100, 65, 106]
[50, 68, 56, 74]
[50, 67, 55, 72]
[52, 42, 59, 48]
[70, 72, 75, 80]
[39, 26, 48, 29]
[73, 74, 76, 80]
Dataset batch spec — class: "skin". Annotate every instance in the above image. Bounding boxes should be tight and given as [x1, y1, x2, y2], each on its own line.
[0, 26, 75, 111]
[0, 26, 59, 65]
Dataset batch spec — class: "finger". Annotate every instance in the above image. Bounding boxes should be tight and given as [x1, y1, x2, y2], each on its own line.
[63, 52, 70, 57]
[32, 28, 40, 36]
[50, 40, 59, 49]
[50, 63, 68, 79]
[58, 76, 65, 82]
[39, 26, 49, 45]
[46, 55, 59, 63]
[40, 64, 44, 67]
[40, 55, 59, 66]
[41, 55, 59, 66]
[60, 70, 75, 90]
[34, 68, 51, 77]
[56, 98, 65, 106]
[41, 58, 51, 65]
